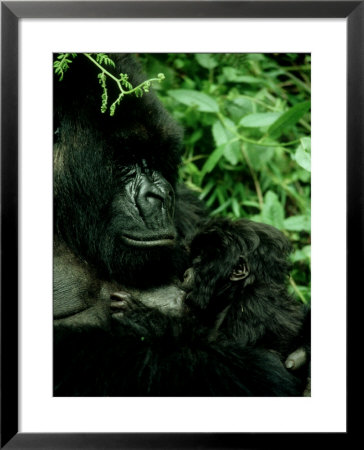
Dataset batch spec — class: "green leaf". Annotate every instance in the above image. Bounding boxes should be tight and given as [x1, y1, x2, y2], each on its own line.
[294, 147, 311, 172]
[205, 189, 218, 208]
[293, 137, 311, 172]
[224, 144, 241, 165]
[211, 199, 231, 216]
[201, 143, 226, 177]
[239, 112, 282, 128]
[245, 144, 275, 171]
[291, 245, 311, 263]
[268, 101, 311, 137]
[135, 88, 143, 98]
[222, 67, 262, 84]
[242, 200, 261, 209]
[183, 162, 201, 177]
[227, 98, 253, 119]
[212, 120, 228, 147]
[284, 215, 311, 232]
[231, 198, 241, 217]
[212, 119, 240, 165]
[95, 53, 116, 68]
[199, 180, 215, 200]
[168, 89, 219, 113]
[195, 54, 218, 69]
[186, 129, 203, 145]
[300, 136, 311, 152]
[261, 191, 285, 229]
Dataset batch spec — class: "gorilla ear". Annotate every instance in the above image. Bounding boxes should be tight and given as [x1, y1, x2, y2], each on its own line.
[230, 257, 249, 281]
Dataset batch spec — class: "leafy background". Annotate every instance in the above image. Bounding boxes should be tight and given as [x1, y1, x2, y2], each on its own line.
[140, 53, 311, 304]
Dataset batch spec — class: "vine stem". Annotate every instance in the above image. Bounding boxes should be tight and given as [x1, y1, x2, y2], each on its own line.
[217, 112, 300, 148]
[234, 94, 279, 112]
[239, 135, 301, 148]
[83, 53, 120, 82]
[183, 154, 207, 165]
[241, 144, 264, 210]
[83, 53, 162, 96]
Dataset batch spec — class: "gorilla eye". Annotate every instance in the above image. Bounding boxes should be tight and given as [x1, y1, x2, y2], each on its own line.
[230, 259, 249, 281]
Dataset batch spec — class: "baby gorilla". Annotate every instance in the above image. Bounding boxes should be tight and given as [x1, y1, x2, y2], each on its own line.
[55, 218, 309, 396]
[183, 217, 310, 374]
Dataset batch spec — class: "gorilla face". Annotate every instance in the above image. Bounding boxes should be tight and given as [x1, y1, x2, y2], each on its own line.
[109, 164, 176, 248]
[186, 217, 292, 285]
[54, 151, 180, 285]
[181, 218, 295, 329]
[181, 220, 251, 316]
[53, 54, 185, 287]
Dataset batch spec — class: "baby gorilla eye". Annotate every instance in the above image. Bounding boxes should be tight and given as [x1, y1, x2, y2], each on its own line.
[230, 258, 249, 281]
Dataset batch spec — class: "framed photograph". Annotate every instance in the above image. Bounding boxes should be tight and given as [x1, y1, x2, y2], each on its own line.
[1, 1, 359, 448]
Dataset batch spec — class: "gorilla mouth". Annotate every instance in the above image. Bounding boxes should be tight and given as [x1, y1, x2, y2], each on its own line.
[121, 233, 176, 247]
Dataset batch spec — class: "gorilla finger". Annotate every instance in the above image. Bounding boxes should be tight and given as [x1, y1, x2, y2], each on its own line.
[285, 347, 307, 370]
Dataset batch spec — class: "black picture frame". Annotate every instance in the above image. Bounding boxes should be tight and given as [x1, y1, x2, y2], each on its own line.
[1, 1, 359, 448]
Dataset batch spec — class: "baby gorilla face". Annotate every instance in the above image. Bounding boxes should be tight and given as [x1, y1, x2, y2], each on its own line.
[181, 219, 252, 319]
[182, 217, 292, 323]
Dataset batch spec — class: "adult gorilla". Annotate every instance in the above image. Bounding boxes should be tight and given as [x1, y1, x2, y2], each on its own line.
[53, 54, 203, 327]
[53, 54, 302, 396]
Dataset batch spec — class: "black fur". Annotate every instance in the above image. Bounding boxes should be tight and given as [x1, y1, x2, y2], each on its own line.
[54, 216, 308, 397]
[54, 302, 302, 397]
[184, 217, 310, 365]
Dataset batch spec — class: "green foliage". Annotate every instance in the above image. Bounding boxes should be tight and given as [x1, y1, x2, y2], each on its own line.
[53, 53, 77, 81]
[141, 53, 311, 304]
[53, 53, 165, 116]
[168, 89, 219, 112]
[94, 53, 116, 68]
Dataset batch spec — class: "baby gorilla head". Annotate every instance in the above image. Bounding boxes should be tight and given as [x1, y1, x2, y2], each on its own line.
[182, 217, 303, 354]
[184, 218, 292, 311]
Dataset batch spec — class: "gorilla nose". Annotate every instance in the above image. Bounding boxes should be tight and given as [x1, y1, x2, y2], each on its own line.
[137, 175, 174, 214]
